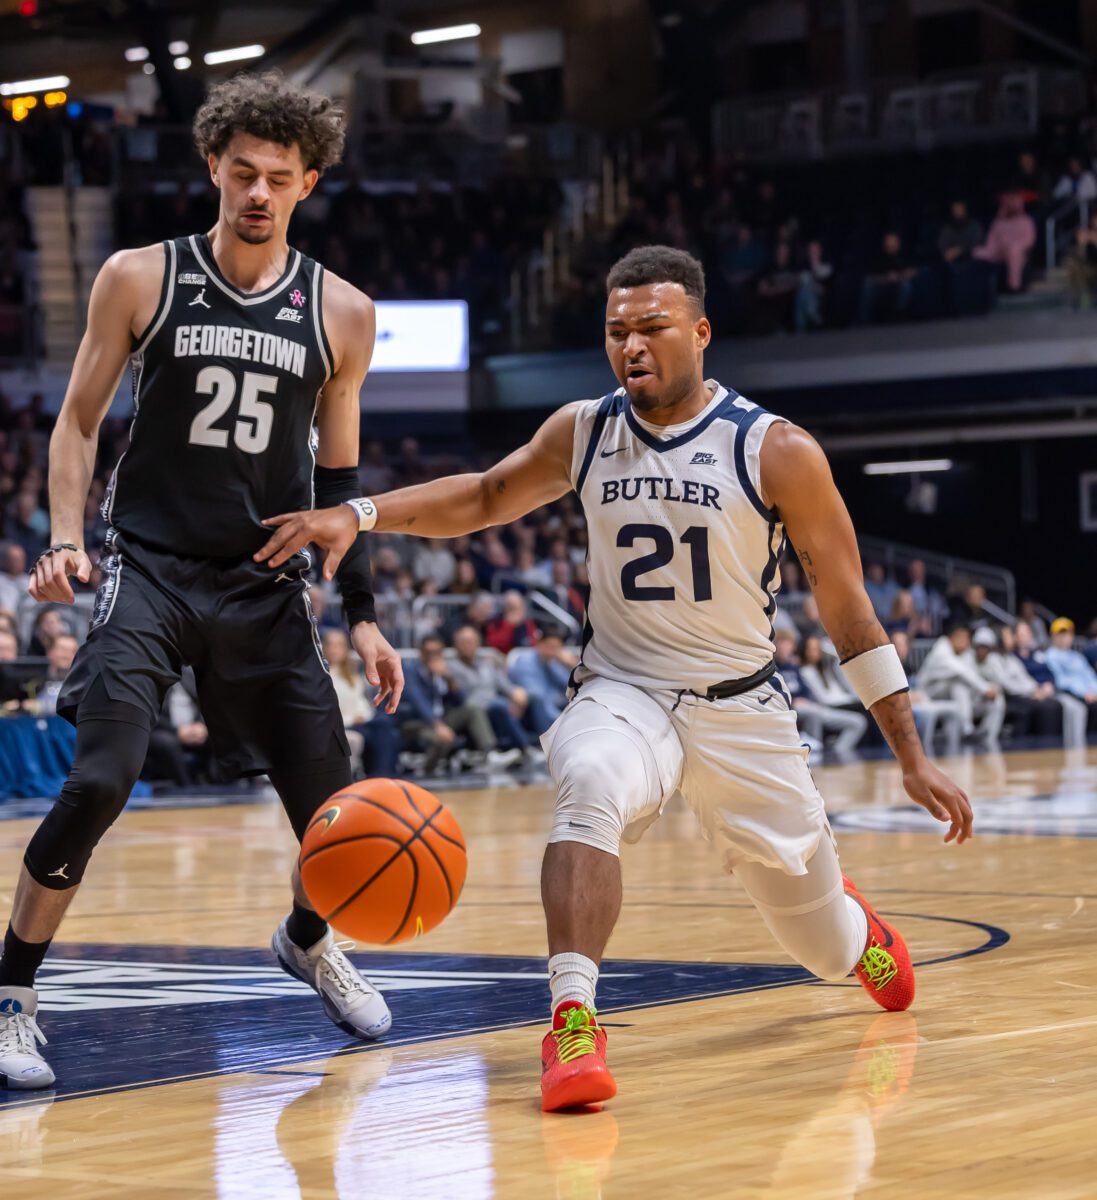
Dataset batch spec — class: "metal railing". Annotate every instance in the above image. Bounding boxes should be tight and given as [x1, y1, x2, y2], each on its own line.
[858, 535, 1016, 619]
[1045, 193, 1090, 271]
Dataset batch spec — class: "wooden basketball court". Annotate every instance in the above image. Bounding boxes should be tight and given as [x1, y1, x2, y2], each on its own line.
[1, 747, 1094, 1199]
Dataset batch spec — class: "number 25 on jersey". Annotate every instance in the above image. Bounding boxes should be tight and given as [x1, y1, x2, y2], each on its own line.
[189, 366, 277, 455]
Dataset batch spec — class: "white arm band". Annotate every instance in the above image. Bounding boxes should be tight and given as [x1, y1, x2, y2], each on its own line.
[839, 644, 909, 709]
[342, 497, 378, 532]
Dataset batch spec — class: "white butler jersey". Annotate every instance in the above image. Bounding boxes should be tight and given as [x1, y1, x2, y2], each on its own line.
[569, 380, 788, 692]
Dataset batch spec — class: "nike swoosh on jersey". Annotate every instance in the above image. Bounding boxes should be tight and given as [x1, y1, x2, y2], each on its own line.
[599, 446, 628, 457]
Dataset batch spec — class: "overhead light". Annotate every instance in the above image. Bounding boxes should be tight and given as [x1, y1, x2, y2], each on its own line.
[168, 40, 189, 56]
[0, 74, 70, 96]
[43, 90, 66, 107]
[142, 62, 156, 75]
[174, 56, 191, 70]
[410, 23, 481, 45]
[203, 44, 264, 65]
[863, 458, 953, 476]
[124, 46, 149, 63]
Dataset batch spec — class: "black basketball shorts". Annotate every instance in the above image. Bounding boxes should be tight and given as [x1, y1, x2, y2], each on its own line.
[58, 530, 349, 779]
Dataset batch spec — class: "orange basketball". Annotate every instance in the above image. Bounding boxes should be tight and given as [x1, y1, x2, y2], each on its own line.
[299, 778, 467, 945]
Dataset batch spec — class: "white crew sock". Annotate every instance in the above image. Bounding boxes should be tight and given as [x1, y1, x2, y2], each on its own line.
[548, 952, 599, 1016]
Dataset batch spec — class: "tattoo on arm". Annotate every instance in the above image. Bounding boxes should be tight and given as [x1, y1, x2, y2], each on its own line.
[797, 549, 818, 587]
[832, 617, 881, 662]
[871, 690, 924, 761]
[495, 480, 506, 495]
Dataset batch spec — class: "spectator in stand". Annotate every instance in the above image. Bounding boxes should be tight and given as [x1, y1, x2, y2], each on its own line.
[937, 200, 986, 316]
[1052, 155, 1097, 203]
[450, 558, 479, 597]
[863, 561, 899, 619]
[938, 200, 984, 265]
[793, 634, 867, 756]
[797, 635, 867, 754]
[27, 606, 73, 656]
[507, 624, 576, 735]
[143, 672, 210, 786]
[0, 540, 24, 616]
[859, 232, 919, 324]
[0, 629, 18, 661]
[444, 591, 495, 643]
[543, 560, 586, 623]
[755, 241, 799, 333]
[793, 594, 825, 641]
[794, 239, 832, 332]
[511, 546, 552, 590]
[371, 545, 403, 594]
[974, 190, 1036, 293]
[906, 559, 946, 633]
[1013, 150, 1050, 217]
[884, 590, 921, 638]
[1012, 621, 1087, 746]
[917, 622, 1005, 745]
[1017, 600, 1049, 646]
[1044, 617, 1097, 729]
[401, 633, 521, 773]
[486, 591, 540, 654]
[7, 489, 49, 561]
[1065, 211, 1097, 308]
[773, 630, 821, 753]
[358, 439, 394, 495]
[948, 581, 989, 628]
[449, 624, 534, 754]
[322, 629, 401, 778]
[890, 630, 963, 756]
[29, 633, 78, 716]
[970, 626, 1061, 740]
[412, 538, 457, 592]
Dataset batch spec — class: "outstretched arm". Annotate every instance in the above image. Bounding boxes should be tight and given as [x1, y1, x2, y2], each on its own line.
[761, 422, 973, 844]
[255, 402, 579, 577]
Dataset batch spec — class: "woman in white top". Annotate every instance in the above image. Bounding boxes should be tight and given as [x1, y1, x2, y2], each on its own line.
[321, 629, 402, 779]
[798, 635, 867, 755]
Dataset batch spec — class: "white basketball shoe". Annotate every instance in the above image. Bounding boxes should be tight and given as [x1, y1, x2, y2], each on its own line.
[0, 987, 56, 1090]
[271, 920, 392, 1040]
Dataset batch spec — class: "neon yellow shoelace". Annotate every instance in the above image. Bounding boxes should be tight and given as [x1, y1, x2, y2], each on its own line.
[551, 1006, 600, 1064]
[859, 944, 897, 990]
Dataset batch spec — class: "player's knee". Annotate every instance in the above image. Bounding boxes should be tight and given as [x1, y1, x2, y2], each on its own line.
[804, 945, 856, 982]
[24, 770, 131, 889]
[549, 735, 648, 857]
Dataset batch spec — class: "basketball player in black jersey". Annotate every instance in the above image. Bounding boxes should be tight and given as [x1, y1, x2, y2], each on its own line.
[0, 73, 403, 1090]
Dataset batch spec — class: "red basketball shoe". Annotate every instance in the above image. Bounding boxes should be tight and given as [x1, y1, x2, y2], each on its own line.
[843, 876, 915, 1012]
[540, 1003, 617, 1112]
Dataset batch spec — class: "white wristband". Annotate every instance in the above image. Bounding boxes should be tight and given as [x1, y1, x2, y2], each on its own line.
[839, 644, 908, 709]
[342, 497, 378, 532]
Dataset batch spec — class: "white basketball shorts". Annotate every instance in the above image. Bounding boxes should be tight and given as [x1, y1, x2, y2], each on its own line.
[541, 670, 833, 875]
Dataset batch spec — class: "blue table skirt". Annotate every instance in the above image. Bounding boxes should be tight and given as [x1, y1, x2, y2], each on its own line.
[0, 716, 151, 801]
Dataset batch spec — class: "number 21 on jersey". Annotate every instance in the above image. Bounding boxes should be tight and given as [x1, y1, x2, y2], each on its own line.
[617, 523, 712, 602]
[189, 366, 276, 455]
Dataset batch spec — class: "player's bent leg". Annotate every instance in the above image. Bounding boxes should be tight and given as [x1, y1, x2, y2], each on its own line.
[0, 711, 150, 1089]
[268, 759, 392, 1040]
[737, 840, 915, 1010]
[539, 701, 670, 1111]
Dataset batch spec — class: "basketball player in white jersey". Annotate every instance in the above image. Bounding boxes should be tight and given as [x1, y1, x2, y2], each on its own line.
[257, 245, 973, 1112]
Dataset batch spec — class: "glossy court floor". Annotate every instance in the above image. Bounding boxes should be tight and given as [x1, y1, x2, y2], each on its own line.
[2, 746, 1096, 1199]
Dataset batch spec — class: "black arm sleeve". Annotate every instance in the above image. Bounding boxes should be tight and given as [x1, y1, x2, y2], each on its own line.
[313, 465, 377, 627]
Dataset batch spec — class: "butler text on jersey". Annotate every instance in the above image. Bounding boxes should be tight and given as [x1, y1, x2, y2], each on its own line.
[601, 477, 722, 509]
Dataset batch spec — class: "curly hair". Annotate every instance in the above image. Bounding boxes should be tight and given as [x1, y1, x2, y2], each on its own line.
[193, 71, 345, 174]
[606, 245, 706, 314]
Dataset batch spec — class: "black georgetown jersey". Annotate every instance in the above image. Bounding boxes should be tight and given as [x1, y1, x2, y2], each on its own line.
[104, 233, 333, 558]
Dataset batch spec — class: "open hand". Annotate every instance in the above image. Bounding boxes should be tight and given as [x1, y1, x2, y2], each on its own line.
[902, 759, 973, 844]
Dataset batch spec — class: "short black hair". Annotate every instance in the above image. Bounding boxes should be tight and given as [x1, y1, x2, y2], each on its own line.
[537, 622, 568, 643]
[606, 245, 705, 314]
[193, 70, 345, 174]
[945, 620, 971, 637]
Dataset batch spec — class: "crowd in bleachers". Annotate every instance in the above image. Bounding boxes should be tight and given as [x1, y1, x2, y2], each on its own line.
[0, 388, 1092, 782]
